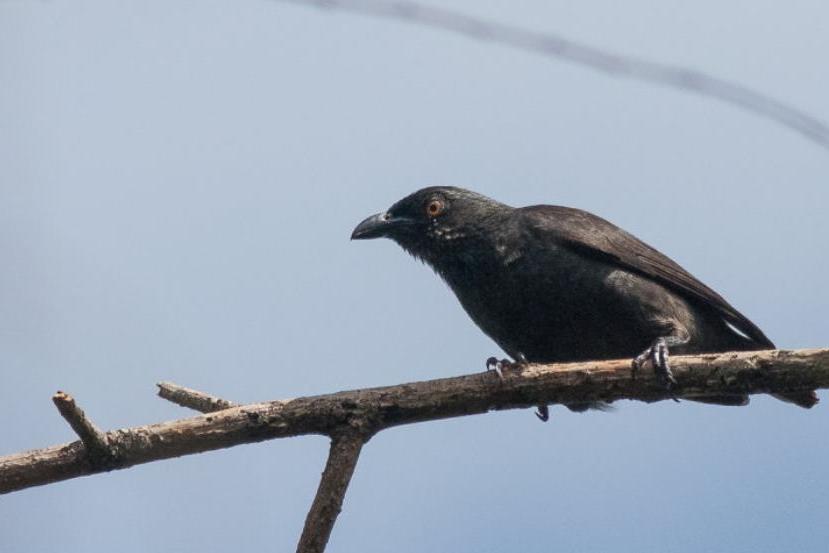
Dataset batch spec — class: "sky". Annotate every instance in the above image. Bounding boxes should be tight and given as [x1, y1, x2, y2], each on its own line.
[1, 1, 828, 552]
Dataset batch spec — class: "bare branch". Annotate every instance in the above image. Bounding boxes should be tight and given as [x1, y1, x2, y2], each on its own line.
[157, 381, 236, 413]
[276, 0, 829, 150]
[297, 433, 366, 553]
[2, 348, 827, 495]
[51, 391, 113, 463]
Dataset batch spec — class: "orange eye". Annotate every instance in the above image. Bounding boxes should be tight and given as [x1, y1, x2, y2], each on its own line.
[426, 199, 444, 217]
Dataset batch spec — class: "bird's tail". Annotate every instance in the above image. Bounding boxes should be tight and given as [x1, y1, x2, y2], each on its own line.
[771, 390, 819, 408]
[683, 390, 818, 409]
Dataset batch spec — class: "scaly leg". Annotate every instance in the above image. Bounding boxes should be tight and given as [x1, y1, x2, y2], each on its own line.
[632, 332, 690, 401]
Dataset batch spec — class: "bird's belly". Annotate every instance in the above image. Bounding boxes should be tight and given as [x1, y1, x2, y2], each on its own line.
[475, 293, 649, 363]
[451, 263, 689, 363]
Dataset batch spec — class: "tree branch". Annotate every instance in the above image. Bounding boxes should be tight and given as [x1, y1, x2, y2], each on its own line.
[1, 348, 826, 495]
[276, 0, 829, 151]
[297, 432, 366, 553]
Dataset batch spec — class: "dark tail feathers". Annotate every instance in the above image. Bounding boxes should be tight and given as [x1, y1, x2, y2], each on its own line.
[772, 391, 819, 409]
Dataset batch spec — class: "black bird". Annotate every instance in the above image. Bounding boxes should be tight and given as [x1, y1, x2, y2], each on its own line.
[352, 186, 817, 415]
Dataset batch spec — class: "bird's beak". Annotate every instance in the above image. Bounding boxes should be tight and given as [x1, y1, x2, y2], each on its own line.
[351, 212, 396, 240]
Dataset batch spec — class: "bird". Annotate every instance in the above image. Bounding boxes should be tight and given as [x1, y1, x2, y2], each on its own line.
[351, 186, 817, 417]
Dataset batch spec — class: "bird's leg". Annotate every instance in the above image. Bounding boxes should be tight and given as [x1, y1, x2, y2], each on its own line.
[632, 333, 689, 402]
[485, 352, 528, 380]
[633, 337, 676, 387]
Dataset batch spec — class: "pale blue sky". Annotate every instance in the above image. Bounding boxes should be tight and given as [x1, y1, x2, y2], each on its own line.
[1, 1, 828, 552]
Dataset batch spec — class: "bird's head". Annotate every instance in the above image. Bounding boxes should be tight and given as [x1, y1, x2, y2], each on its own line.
[351, 186, 509, 263]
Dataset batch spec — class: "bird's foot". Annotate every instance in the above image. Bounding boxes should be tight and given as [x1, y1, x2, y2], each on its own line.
[535, 405, 550, 422]
[485, 357, 510, 380]
[632, 338, 680, 402]
[485, 352, 530, 379]
[485, 355, 548, 421]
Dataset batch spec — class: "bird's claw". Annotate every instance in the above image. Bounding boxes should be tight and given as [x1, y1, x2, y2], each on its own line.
[486, 353, 531, 380]
[486, 356, 509, 380]
[485, 355, 547, 420]
[633, 338, 680, 402]
[535, 405, 550, 422]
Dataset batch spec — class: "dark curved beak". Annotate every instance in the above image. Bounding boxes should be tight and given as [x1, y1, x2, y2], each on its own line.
[351, 212, 393, 240]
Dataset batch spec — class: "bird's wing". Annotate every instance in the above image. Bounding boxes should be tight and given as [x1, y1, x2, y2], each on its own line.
[521, 205, 774, 348]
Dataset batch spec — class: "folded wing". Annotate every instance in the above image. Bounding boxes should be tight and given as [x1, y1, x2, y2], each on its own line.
[521, 205, 775, 348]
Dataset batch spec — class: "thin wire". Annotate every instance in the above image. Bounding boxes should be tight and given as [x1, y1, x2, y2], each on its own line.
[277, 0, 829, 151]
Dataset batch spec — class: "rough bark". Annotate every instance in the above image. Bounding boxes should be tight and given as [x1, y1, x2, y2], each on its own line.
[1, 348, 827, 495]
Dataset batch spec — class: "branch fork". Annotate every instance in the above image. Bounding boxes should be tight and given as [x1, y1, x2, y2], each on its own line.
[51, 391, 116, 468]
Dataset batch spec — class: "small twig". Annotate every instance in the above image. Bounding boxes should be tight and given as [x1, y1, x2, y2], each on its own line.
[51, 391, 112, 462]
[296, 432, 366, 553]
[157, 381, 236, 413]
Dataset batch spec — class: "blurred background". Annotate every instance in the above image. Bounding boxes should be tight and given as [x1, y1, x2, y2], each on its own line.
[1, 1, 827, 551]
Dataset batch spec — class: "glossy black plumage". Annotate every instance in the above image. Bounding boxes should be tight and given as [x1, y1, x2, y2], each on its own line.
[352, 186, 817, 409]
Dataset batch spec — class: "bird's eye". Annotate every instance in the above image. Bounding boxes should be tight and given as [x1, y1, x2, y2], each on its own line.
[426, 199, 445, 217]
